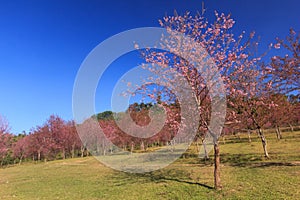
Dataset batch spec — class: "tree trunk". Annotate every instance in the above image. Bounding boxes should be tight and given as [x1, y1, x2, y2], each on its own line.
[131, 142, 134, 154]
[140, 141, 145, 151]
[81, 146, 84, 157]
[145, 142, 148, 151]
[1, 156, 4, 166]
[18, 155, 24, 165]
[278, 126, 282, 139]
[196, 138, 200, 153]
[236, 132, 241, 140]
[275, 125, 282, 140]
[214, 139, 222, 190]
[38, 151, 41, 161]
[169, 140, 175, 152]
[71, 144, 75, 158]
[202, 138, 209, 160]
[62, 149, 66, 159]
[102, 141, 107, 156]
[288, 123, 294, 132]
[247, 129, 252, 143]
[19, 157, 22, 165]
[257, 128, 270, 158]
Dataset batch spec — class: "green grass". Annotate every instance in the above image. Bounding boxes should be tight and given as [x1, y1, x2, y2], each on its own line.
[0, 131, 300, 199]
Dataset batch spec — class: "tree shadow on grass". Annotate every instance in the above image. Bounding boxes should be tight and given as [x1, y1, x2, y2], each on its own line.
[109, 168, 214, 190]
[220, 153, 300, 168]
[145, 172, 214, 189]
[248, 161, 300, 168]
[220, 153, 263, 167]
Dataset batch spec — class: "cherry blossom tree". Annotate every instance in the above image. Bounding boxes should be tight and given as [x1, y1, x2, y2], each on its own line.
[139, 10, 270, 189]
[12, 135, 28, 164]
[264, 29, 299, 94]
[77, 117, 107, 156]
[0, 132, 12, 166]
[266, 94, 291, 139]
[64, 120, 82, 158]
[227, 70, 275, 158]
[287, 94, 300, 130]
[0, 115, 12, 166]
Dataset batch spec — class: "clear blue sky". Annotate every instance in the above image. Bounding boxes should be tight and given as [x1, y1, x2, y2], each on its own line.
[0, 0, 299, 134]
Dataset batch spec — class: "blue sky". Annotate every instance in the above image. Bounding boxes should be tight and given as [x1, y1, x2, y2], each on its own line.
[0, 0, 299, 134]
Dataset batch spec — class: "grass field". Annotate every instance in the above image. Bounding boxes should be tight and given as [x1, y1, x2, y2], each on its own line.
[1, 131, 300, 199]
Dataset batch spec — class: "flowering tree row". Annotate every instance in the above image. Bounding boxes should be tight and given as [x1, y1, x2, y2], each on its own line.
[0, 115, 83, 165]
[0, 104, 181, 165]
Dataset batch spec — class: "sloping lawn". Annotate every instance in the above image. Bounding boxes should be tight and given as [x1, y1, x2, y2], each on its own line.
[0, 131, 299, 199]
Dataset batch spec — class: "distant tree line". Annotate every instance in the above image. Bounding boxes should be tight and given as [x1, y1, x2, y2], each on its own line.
[0, 102, 181, 166]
